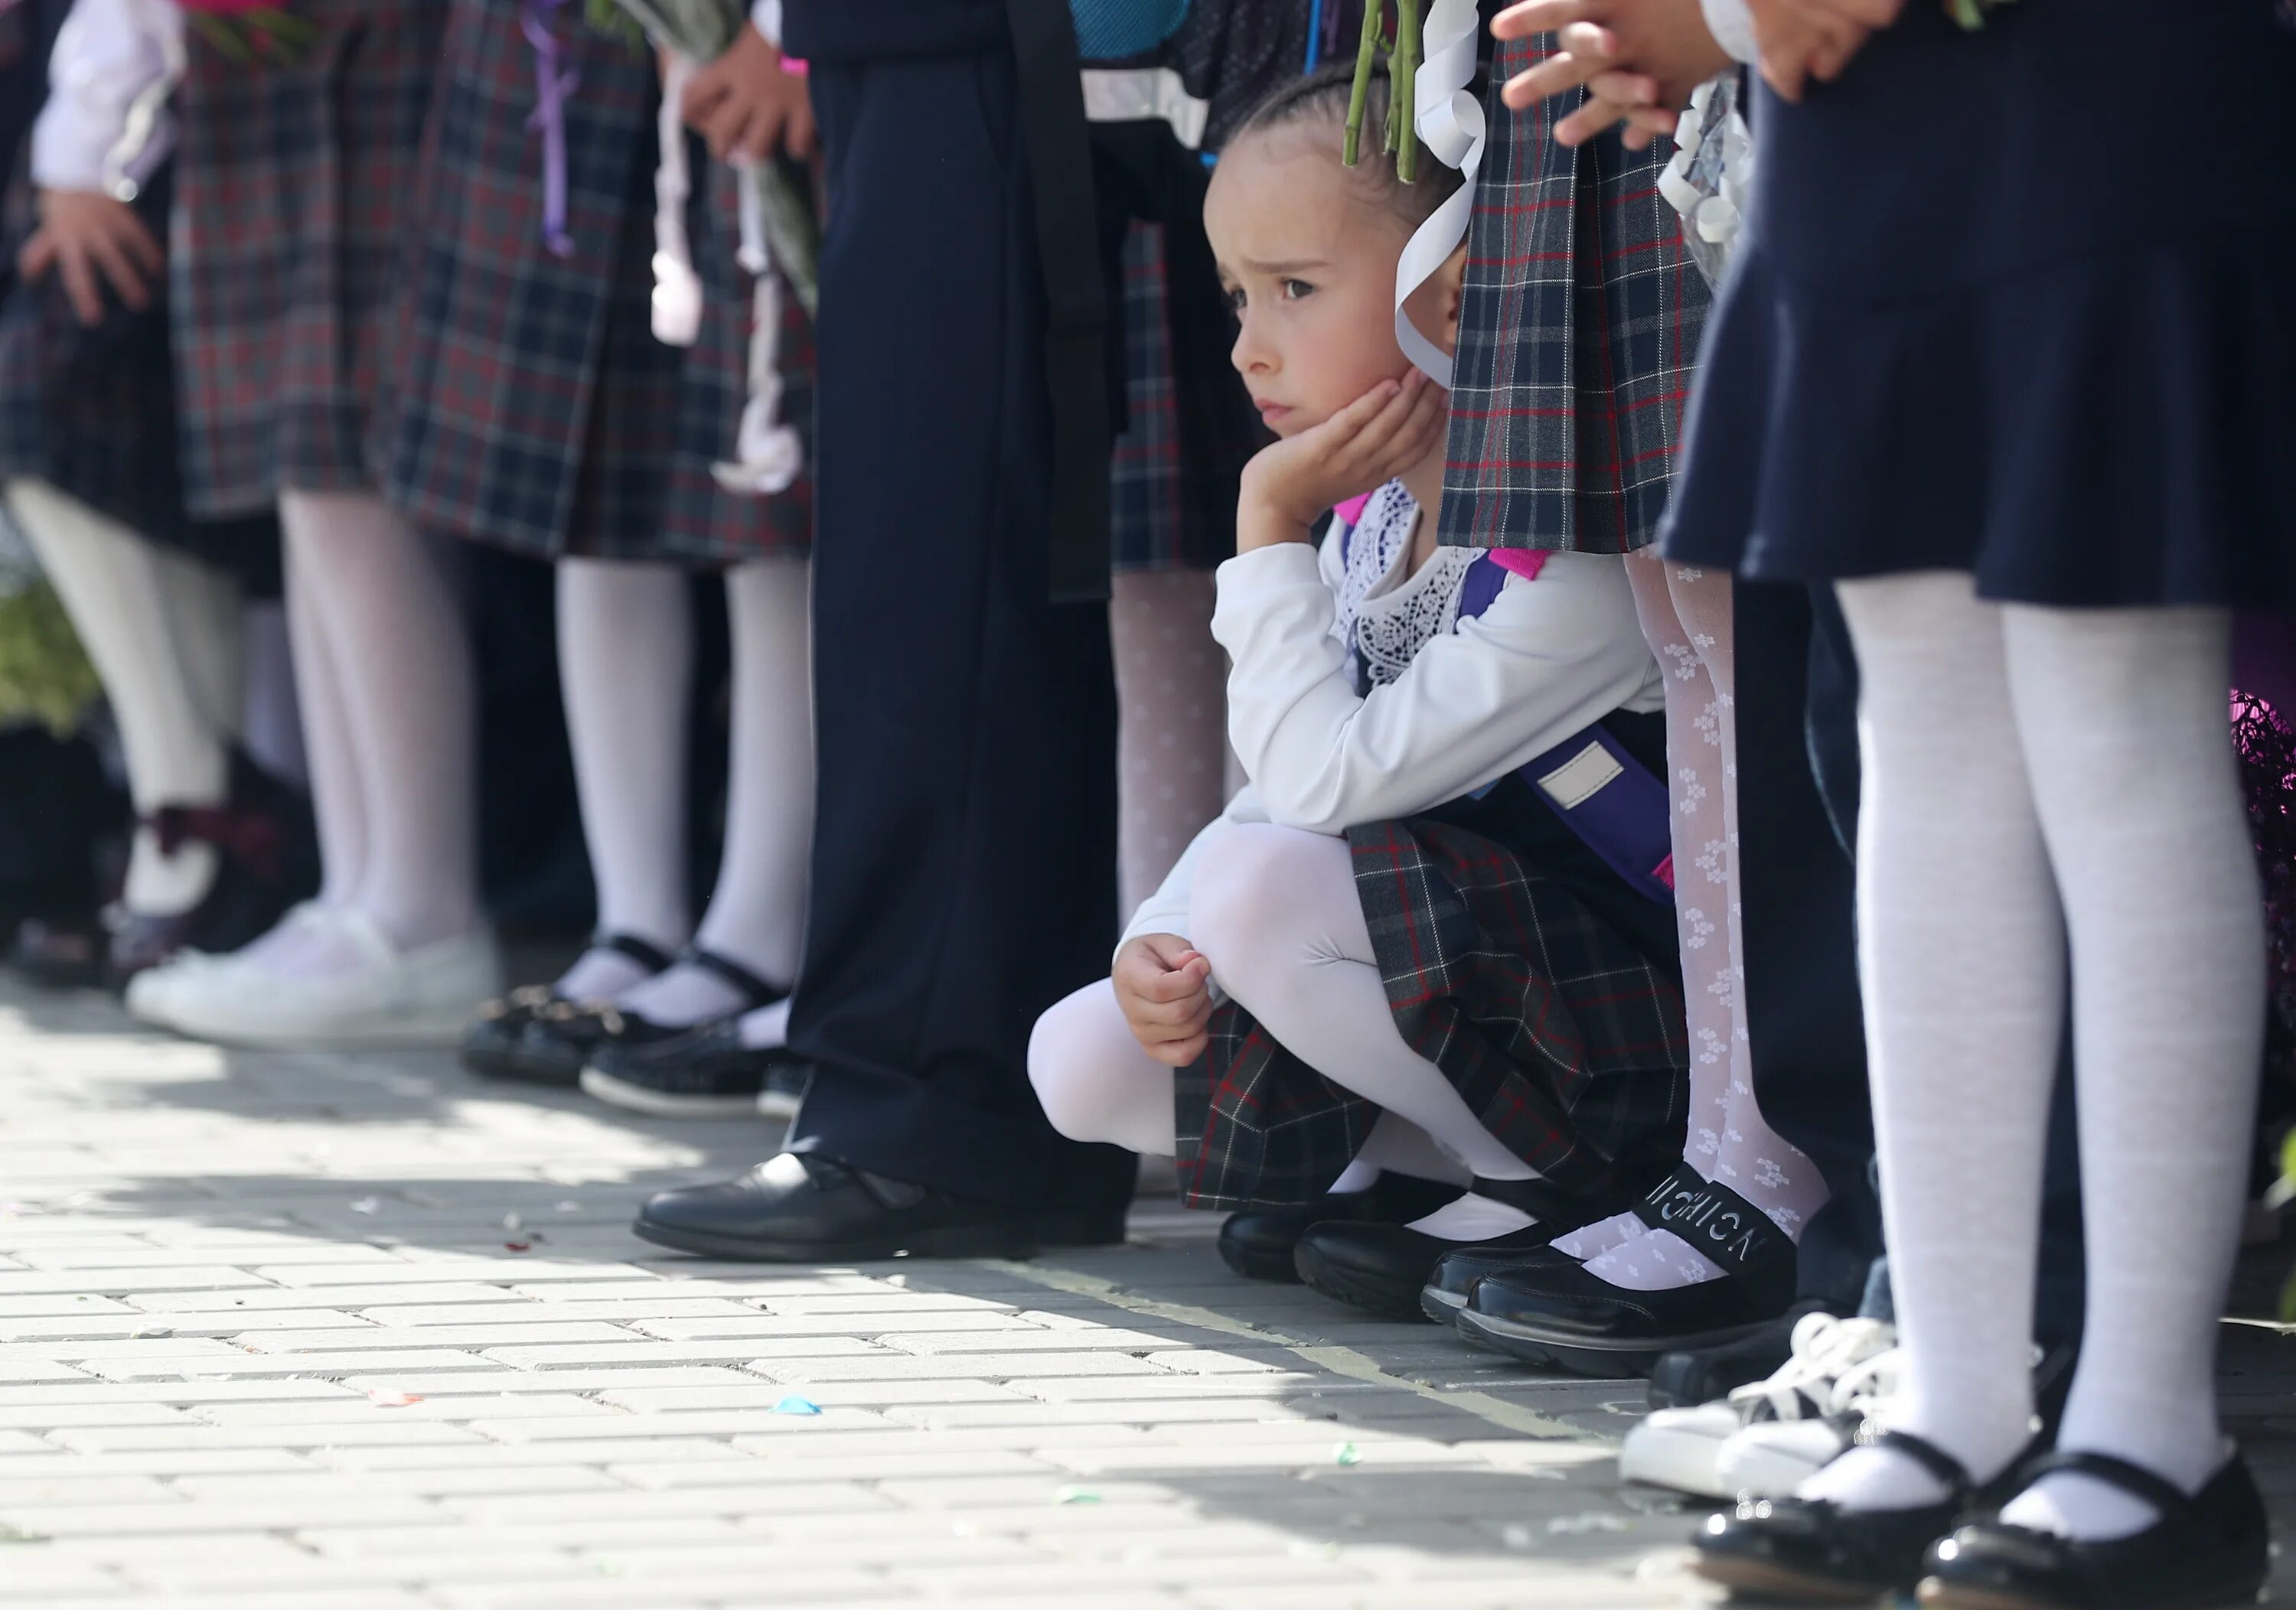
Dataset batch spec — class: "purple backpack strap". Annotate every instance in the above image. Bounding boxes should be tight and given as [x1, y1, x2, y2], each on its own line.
[1456, 555, 1675, 905]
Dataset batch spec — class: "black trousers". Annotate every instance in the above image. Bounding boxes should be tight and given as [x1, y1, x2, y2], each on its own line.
[784, 48, 1136, 1218]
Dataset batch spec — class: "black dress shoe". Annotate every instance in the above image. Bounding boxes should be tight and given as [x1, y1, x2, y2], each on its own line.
[1917, 1451, 2269, 1610]
[1648, 1301, 1834, 1410]
[1420, 1241, 1576, 1326]
[582, 1018, 804, 1117]
[1695, 1428, 1983, 1604]
[1453, 1164, 1800, 1377]
[633, 1152, 1042, 1262]
[461, 933, 676, 1085]
[1216, 1172, 1463, 1282]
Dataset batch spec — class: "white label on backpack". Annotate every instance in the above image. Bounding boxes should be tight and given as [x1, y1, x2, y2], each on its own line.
[1538, 743, 1622, 811]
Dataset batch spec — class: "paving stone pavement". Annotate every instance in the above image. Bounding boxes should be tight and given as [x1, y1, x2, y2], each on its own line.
[0, 975, 2292, 1609]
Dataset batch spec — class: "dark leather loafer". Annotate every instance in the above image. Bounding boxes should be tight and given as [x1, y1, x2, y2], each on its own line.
[1420, 1240, 1577, 1326]
[582, 1018, 801, 1118]
[1694, 1428, 1981, 1605]
[633, 1152, 1042, 1262]
[1216, 1172, 1463, 1282]
[1917, 1451, 2268, 1610]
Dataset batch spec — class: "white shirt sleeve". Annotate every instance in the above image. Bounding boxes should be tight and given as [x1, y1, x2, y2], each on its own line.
[751, 0, 783, 45]
[1116, 783, 1274, 960]
[31, 0, 184, 194]
[1214, 541, 1662, 837]
[1701, 0, 1760, 64]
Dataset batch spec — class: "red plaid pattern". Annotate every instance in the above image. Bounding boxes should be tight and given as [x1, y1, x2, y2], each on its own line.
[1173, 775, 1690, 1212]
[375, 2, 807, 564]
[172, 0, 447, 520]
[1438, 36, 1711, 556]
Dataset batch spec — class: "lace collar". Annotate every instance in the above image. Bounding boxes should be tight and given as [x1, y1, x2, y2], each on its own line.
[1333, 481, 1486, 690]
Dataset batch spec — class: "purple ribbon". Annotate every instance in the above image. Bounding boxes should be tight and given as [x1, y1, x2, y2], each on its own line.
[522, 0, 579, 258]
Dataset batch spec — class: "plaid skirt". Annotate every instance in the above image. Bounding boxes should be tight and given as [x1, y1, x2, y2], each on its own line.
[0, 159, 280, 592]
[1174, 763, 1691, 1212]
[171, 0, 446, 520]
[377, 2, 808, 564]
[1109, 220, 1255, 575]
[1438, 37, 1711, 556]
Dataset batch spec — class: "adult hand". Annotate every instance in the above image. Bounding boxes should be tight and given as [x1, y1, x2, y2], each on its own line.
[18, 189, 162, 327]
[1237, 370, 1447, 549]
[1114, 934, 1215, 1068]
[1494, 0, 1733, 124]
[680, 24, 814, 163]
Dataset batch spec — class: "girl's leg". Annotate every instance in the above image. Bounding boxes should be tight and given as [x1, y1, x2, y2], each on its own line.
[1800, 572, 2062, 1513]
[1111, 569, 1230, 917]
[1571, 561, 1831, 1291]
[613, 557, 813, 1034]
[272, 490, 480, 970]
[1029, 977, 1179, 1156]
[284, 522, 368, 914]
[555, 558, 696, 999]
[8, 478, 240, 916]
[1191, 822, 1548, 1238]
[1995, 602, 2262, 1540]
[239, 599, 306, 790]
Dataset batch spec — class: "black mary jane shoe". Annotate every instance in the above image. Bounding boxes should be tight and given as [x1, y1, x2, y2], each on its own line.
[581, 1018, 807, 1119]
[1694, 1428, 1983, 1605]
[1291, 1176, 1620, 1320]
[1453, 1163, 1799, 1377]
[1215, 1172, 1463, 1283]
[632, 1151, 1041, 1263]
[461, 933, 677, 1085]
[1420, 1242, 1577, 1327]
[1916, 1450, 2269, 1610]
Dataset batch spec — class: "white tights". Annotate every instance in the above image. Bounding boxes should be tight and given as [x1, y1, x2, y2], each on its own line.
[238, 490, 478, 976]
[1799, 572, 2262, 1542]
[8, 479, 243, 917]
[1551, 560, 1830, 1292]
[1030, 823, 1532, 1234]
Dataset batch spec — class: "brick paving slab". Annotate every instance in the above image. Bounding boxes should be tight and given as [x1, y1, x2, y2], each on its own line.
[0, 975, 2290, 1608]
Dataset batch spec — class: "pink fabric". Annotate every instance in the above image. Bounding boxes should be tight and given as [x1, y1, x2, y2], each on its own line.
[1490, 549, 1549, 582]
[1653, 852, 1675, 891]
[1332, 493, 1374, 528]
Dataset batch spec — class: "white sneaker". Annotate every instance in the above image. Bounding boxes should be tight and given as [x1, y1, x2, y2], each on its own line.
[1619, 1313, 1898, 1499]
[1710, 1322, 1902, 1498]
[158, 911, 504, 1050]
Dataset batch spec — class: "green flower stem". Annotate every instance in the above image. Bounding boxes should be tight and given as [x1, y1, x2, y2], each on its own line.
[1343, 0, 1383, 168]
[1393, 0, 1421, 183]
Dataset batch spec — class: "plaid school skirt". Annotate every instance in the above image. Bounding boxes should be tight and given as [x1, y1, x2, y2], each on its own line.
[171, 0, 446, 520]
[375, 3, 808, 565]
[1108, 220, 1255, 575]
[1173, 772, 1691, 1212]
[1438, 37, 1712, 557]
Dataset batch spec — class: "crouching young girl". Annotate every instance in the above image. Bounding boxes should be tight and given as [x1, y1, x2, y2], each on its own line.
[1028, 65, 1691, 1315]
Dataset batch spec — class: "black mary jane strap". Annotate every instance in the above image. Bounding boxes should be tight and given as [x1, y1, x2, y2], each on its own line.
[683, 947, 788, 1008]
[595, 932, 677, 976]
[1848, 1425, 1978, 1498]
[1632, 1162, 1799, 1295]
[2007, 1452, 2198, 1527]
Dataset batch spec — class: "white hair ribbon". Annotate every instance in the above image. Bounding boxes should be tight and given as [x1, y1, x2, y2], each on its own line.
[1391, 0, 1484, 389]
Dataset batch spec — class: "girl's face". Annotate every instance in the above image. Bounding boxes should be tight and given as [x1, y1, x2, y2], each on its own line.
[1206, 126, 1450, 439]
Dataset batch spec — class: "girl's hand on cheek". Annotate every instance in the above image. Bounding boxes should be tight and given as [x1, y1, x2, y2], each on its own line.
[1238, 370, 1448, 551]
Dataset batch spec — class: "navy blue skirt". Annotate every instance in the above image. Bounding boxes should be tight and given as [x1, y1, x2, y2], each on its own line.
[1661, 0, 2296, 608]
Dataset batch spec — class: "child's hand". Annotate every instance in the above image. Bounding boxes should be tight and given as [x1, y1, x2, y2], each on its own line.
[680, 25, 814, 162]
[19, 190, 161, 327]
[1745, 0, 1898, 100]
[1238, 370, 1446, 550]
[1114, 934, 1215, 1068]
[1495, 0, 1733, 142]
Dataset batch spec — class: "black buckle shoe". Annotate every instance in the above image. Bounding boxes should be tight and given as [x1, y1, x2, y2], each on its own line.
[1917, 1450, 2269, 1610]
[1694, 1428, 1981, 1604]
[461, 933, 676, 1085]
[1215, 1173, 1463, 1283]
[632, 1152, 1042, 1263]
[582, 1018, 801, 1118]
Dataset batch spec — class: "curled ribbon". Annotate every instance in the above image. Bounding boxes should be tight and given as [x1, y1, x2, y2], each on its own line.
[522, 0, 580, 259]
[1392, 0, 1485, 389]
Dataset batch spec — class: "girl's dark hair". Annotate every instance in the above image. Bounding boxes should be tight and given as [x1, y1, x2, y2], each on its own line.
[1229, 60, 1469, 227]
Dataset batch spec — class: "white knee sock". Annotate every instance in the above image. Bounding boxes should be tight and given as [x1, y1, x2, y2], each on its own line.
[1029, 976, 1180, 1155]
[246, 493, 477, 975]
[1192, 823, 1546, 1239]
[1991, 601, 2261, 1540]
[556, 559, 696, 1000]
[616, 558, 812, 1028]
[10, 478, 240, 917]
[1112, 570, 1231, 918]
[1559, 561, 1828, 1289]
